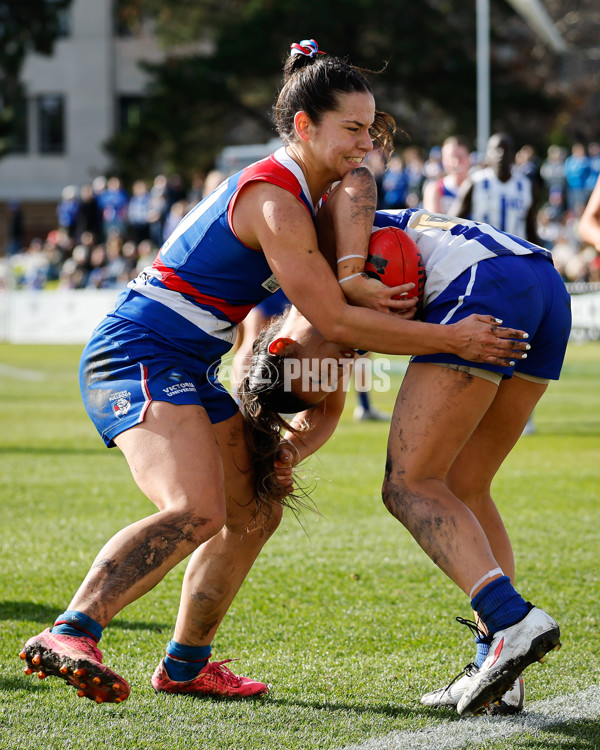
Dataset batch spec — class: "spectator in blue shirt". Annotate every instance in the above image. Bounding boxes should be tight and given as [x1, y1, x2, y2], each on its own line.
[381, 155, 409, 208]
[57, 185, 80, 238]
[98, 177, 128, 237]
[563, 143, 590, 215]
[585, 142, 600, 200]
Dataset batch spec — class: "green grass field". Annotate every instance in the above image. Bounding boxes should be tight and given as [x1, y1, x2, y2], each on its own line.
[1, 342, 599, 750]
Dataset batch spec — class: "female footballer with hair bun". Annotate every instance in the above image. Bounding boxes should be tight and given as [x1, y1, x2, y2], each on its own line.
[20, 39, 529, 704]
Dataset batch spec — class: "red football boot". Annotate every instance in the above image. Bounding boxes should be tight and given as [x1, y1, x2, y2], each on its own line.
[20, 628, 130, 704]
[151, 657, 268, 698]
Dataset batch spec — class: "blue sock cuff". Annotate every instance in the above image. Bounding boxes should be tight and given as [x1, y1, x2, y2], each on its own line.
[166, 640, 212, 663]
[471, 575, 529, 634]
[53, 610, 103, 643]
[470, 575, 511, 613]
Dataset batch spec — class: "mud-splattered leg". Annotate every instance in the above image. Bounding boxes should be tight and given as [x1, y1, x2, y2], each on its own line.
[67, 401, 228, 624]
[172, 410, 283, 646]
[382, 362, 501, 596]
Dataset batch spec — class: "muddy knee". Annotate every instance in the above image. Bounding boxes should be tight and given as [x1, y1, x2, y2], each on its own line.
[175, 508, 225, 548]
[382, 473, 413, 526]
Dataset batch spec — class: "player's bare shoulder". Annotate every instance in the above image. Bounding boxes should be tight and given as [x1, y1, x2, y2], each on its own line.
[233, 181, 308, 249]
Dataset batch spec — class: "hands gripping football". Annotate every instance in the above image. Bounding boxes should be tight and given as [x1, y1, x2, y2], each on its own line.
[339, 226, 530, 366]
[340, 227, 425, 316]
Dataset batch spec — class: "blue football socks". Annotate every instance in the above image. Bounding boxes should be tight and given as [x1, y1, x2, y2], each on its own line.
[164, 640, 212, 682]
[51, 610, 103, 643]
[471, 575, 530, 636]
[358, 390, 371, 411]
[474, 636, 490, 668]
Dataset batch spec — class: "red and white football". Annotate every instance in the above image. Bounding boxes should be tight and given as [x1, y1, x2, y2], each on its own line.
[364, 226, 425, 303]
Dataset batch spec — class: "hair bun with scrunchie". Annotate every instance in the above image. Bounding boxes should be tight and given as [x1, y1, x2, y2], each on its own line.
[290, 39, 326, 58]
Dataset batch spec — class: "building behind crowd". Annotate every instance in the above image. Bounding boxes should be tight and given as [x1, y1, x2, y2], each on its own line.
[0, 0, 598, 253]
[0, 0, 209, 248]
[0, 0, 171, 201]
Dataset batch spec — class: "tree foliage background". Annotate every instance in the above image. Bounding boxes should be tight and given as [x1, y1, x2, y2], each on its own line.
[105, 0, 569, 182]
[3, 0, 583, 182]
[0, 0, 73, 156]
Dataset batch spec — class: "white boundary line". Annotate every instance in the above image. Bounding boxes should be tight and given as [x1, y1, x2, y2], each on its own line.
[340, 686, 600, 750]
[0, 363, 46, 381]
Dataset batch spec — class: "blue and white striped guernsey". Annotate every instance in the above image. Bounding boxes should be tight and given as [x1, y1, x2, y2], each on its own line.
[374, 208, 552, 308]
[470, 167, 533, 238]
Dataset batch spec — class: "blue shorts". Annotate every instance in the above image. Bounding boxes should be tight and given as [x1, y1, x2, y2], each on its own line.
[80, 318, 238, 447]
[411, 254, 572, 380]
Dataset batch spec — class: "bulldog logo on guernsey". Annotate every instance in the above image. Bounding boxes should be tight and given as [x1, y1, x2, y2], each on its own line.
[109, 391, 132, 418]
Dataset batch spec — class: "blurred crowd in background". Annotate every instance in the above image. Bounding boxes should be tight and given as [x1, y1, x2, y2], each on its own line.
[2, 139, 600, 292]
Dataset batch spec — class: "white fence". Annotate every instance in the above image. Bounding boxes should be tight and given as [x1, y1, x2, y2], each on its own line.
[0, 289, 120, 344]
[0, 287, 599, 344]
[569, 290, 600, 341]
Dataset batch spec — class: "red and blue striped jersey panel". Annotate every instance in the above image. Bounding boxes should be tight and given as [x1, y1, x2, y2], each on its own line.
[109, 148, 316, 356]
[146, 148, 314, 324]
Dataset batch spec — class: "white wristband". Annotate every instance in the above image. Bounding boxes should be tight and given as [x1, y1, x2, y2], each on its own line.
[337, 254, 366, 263]
[338, 272, 363, 284]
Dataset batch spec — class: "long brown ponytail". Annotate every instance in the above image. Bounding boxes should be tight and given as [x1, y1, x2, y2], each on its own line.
[238, 314, 313, 518]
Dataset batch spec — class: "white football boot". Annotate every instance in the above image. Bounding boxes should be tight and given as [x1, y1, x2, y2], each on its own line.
[456, 606, 560, 716]
[421, 663, 525, 714]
